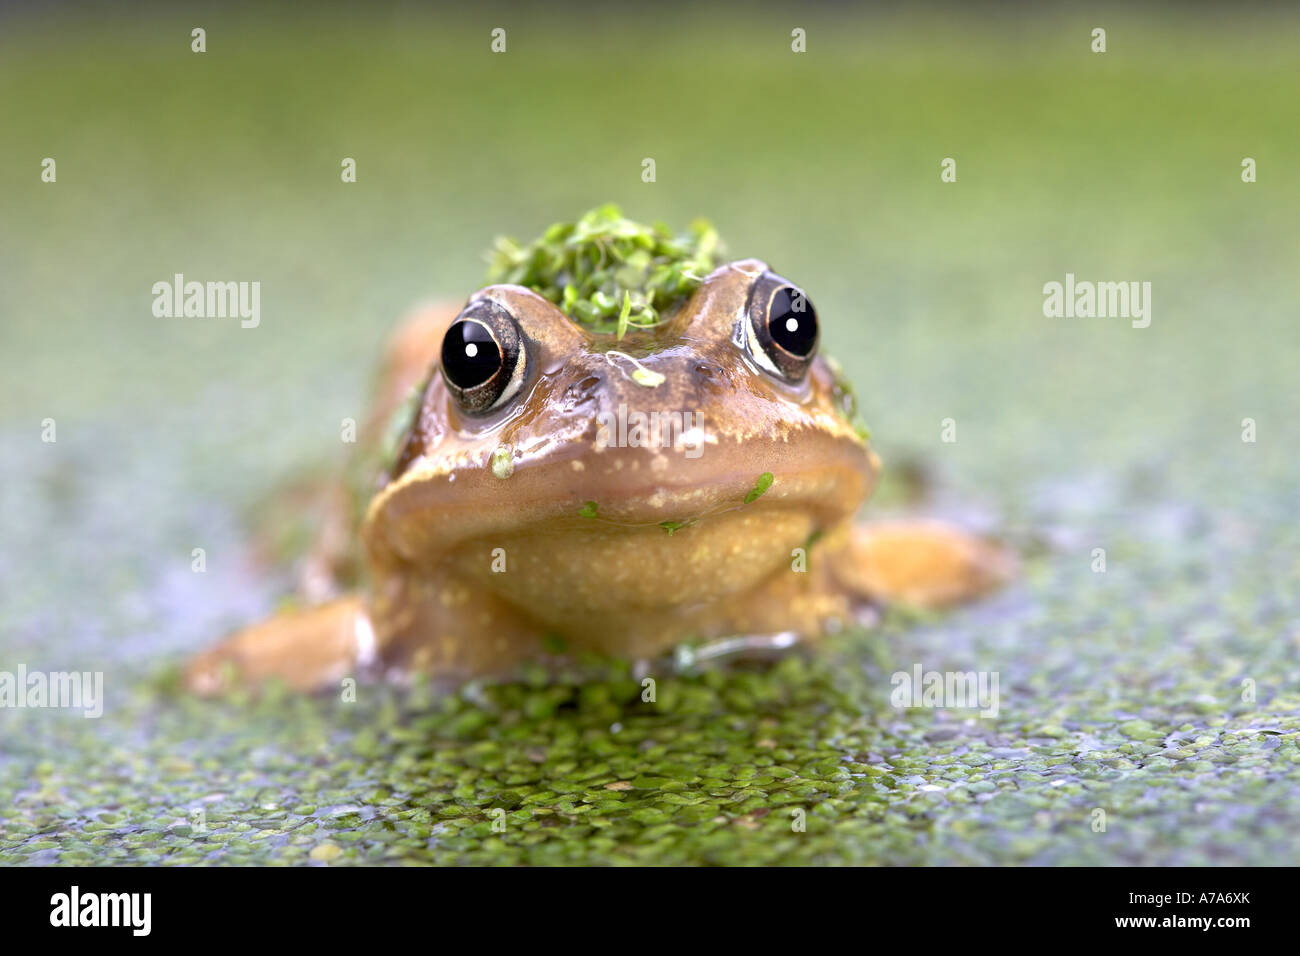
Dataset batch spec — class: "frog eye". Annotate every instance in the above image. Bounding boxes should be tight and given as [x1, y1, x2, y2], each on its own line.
[742, 272, 819, 381]
[440, 300, 527, 414]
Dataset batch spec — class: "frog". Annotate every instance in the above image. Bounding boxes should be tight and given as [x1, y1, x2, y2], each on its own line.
[186, 212, 1011, 695]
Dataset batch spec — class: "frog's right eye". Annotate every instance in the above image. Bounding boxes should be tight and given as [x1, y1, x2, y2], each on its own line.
[440, 301, 527, 415]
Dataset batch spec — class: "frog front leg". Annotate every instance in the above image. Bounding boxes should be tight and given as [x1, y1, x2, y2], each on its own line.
[830, 520, 1015, 609]
[184, 574, 541, 695]
[184, 596, 369, 695]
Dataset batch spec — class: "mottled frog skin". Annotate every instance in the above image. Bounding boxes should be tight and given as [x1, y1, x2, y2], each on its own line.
[188, 260, 1010, 693]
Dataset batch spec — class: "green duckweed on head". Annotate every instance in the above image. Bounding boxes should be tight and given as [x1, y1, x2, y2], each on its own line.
[485, 204, 724, 338]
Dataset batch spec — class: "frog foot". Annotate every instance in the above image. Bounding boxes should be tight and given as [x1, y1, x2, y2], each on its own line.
[834, 520, 1015, 609]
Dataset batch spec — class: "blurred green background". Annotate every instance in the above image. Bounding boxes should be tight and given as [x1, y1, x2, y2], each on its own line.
[2, 2, 1298, 865]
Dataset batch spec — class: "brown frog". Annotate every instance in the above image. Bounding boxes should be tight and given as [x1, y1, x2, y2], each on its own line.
[187, 256, 1010, 694]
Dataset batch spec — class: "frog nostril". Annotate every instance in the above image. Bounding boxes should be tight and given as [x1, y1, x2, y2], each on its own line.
[560, 375, 602, 412]
[693, 362, 728, 390]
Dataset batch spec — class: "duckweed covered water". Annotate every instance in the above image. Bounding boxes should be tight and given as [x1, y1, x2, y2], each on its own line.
[5, 535, 1300, 867]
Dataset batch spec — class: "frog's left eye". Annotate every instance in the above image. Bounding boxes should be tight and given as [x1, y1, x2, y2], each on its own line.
[742, 272, 819, 381]
[440, 300, 527, 415]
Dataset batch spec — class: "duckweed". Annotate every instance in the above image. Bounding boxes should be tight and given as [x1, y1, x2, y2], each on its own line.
[485, 204, 724, 338]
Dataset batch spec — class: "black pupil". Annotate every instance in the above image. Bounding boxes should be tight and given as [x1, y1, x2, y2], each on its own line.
[767, 287, 817, 357]
[441, 320, 502, 389]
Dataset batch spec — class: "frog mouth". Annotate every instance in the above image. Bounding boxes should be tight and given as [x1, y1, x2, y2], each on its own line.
[369, 427, 874, 568]
[548, 451, 868, 530]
